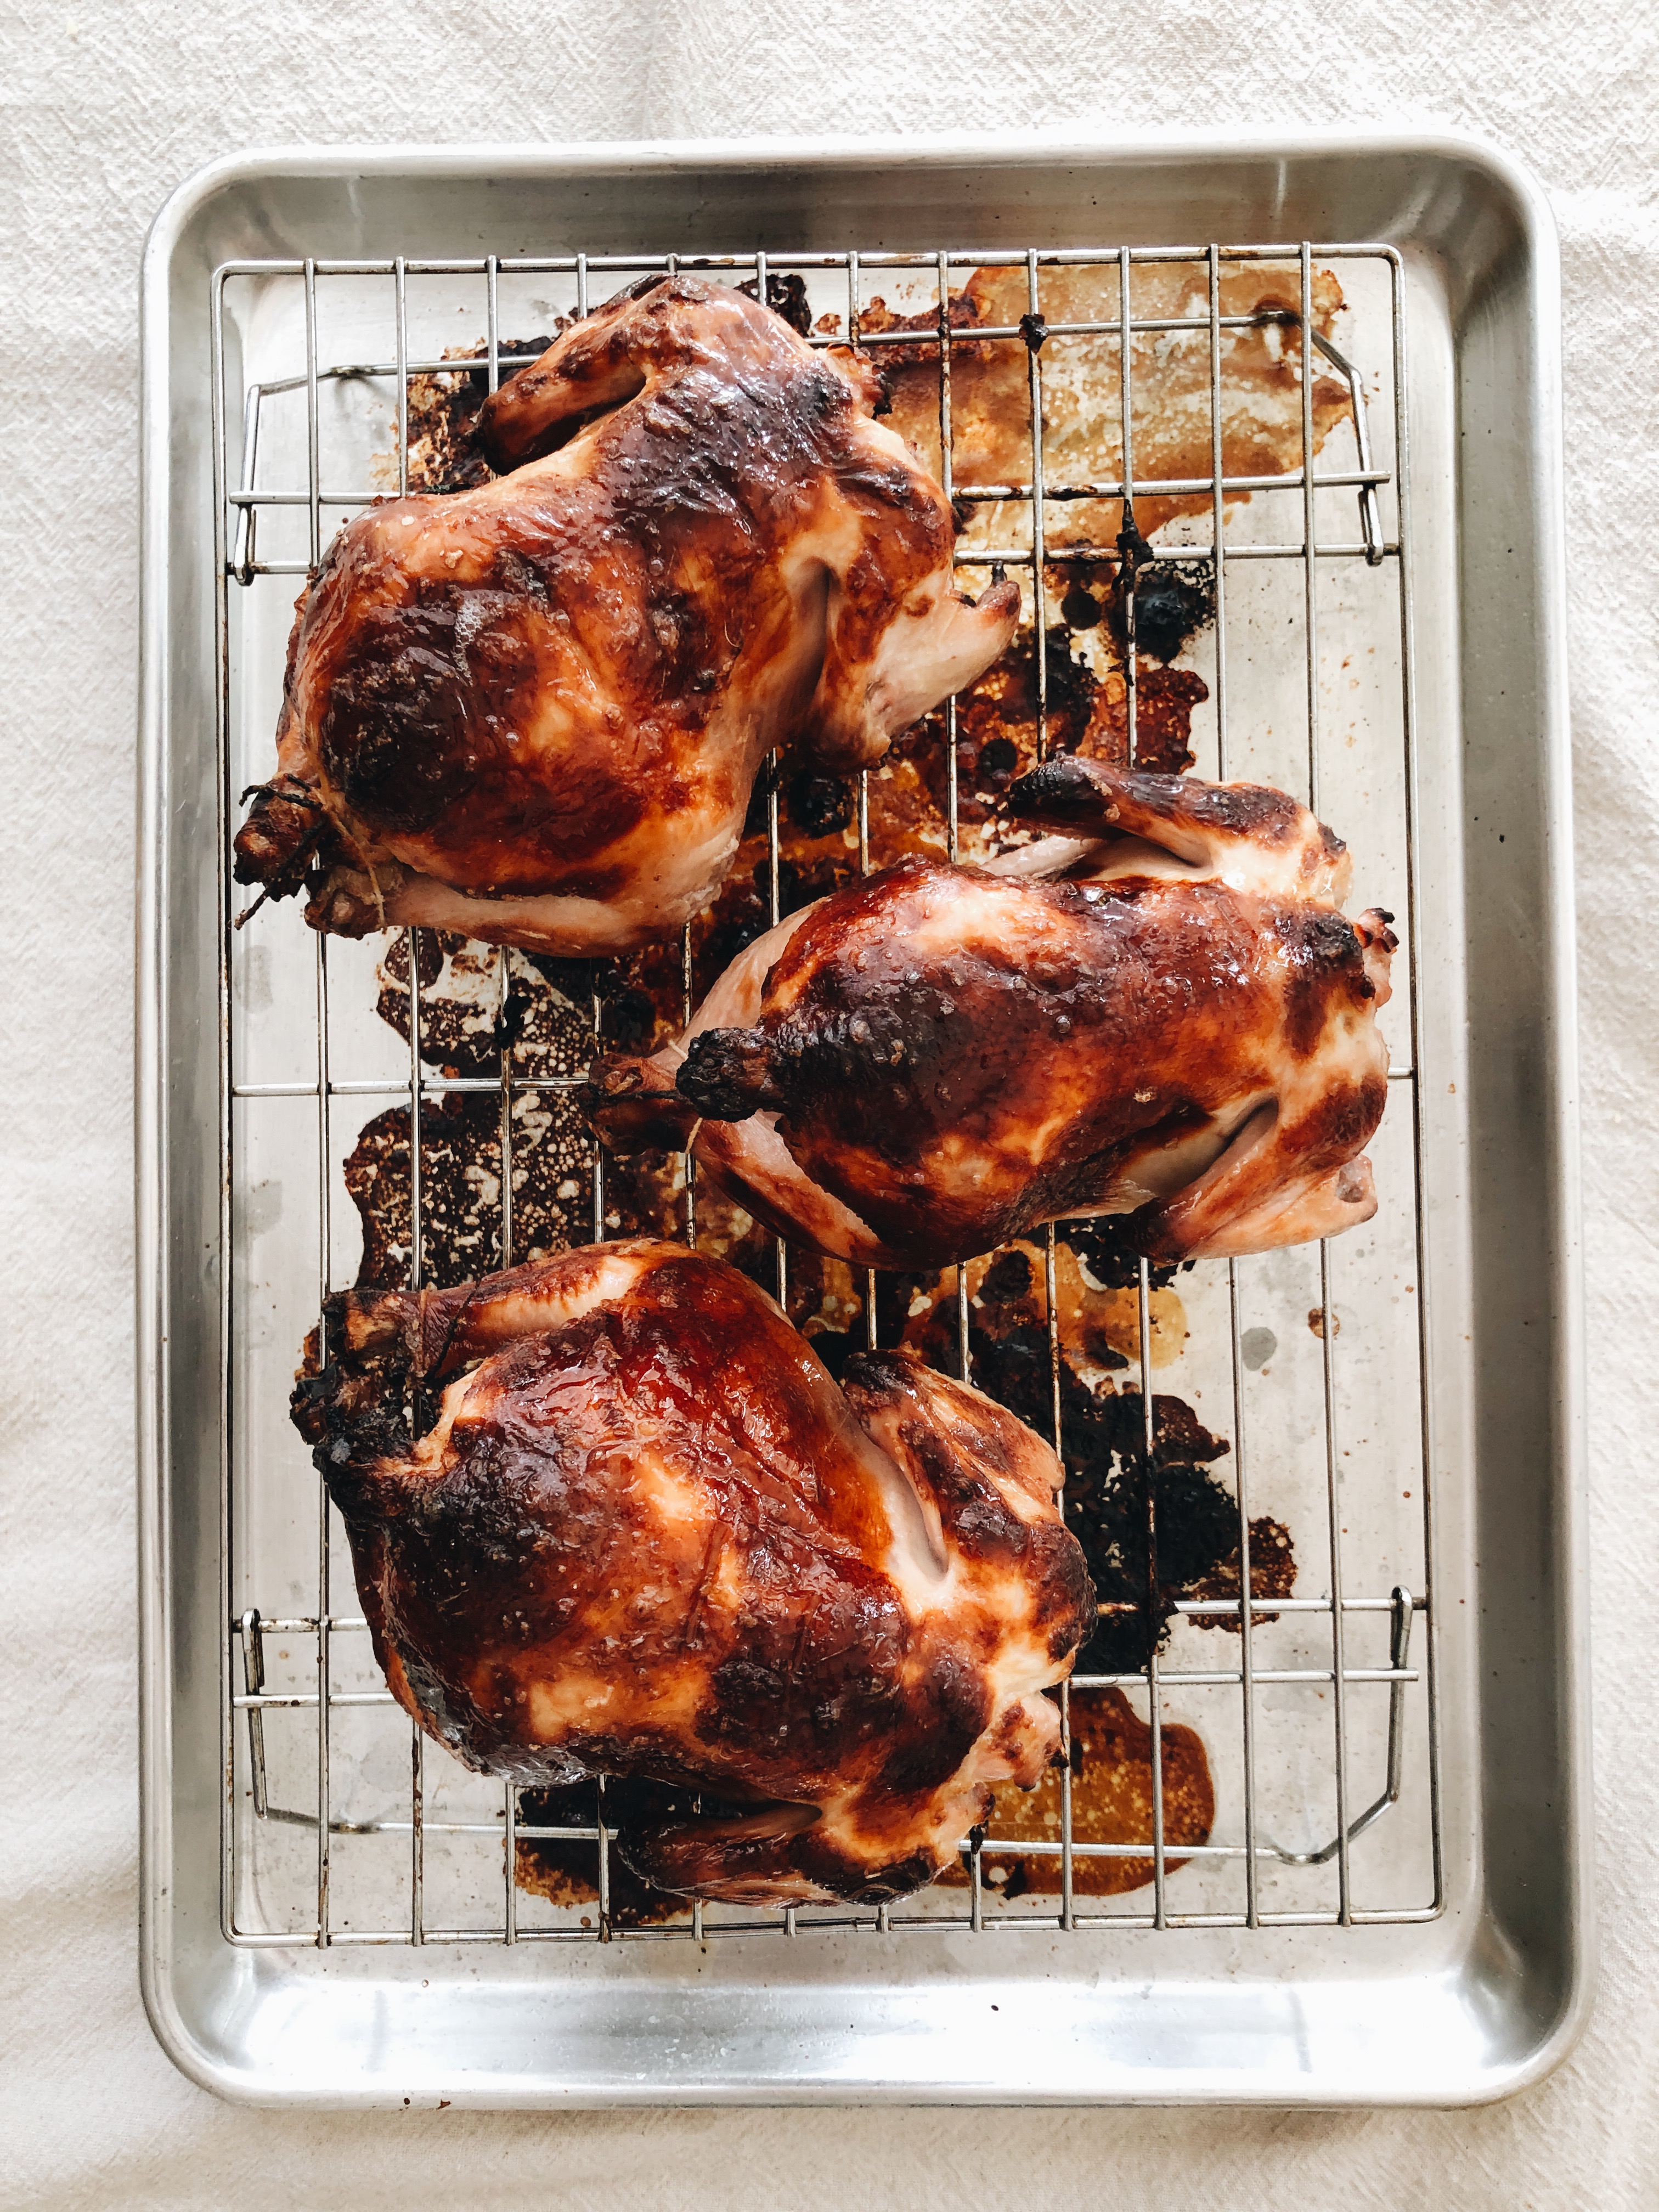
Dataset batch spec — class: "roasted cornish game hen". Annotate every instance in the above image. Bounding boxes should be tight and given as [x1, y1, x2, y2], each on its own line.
[294, 1241, 1094, 1906]
[234, 274, 1018, 953]
[585, 760, 1396, 1267]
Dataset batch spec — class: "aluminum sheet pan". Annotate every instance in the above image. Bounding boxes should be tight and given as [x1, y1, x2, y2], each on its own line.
[137, 129, 1587, 2106]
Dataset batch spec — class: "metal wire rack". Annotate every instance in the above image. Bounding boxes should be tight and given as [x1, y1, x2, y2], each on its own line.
[212, 238, 1439, 1949]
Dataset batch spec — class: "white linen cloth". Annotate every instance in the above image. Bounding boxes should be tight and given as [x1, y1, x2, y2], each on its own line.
[2, 2, 1655, 2201]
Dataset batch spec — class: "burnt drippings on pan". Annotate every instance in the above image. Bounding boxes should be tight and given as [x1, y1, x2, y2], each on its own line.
[736, 270, 815, 337]
[937, 1686, 1213, 1900]
[896, 606, 1205, 847]
[343, 1089, 598, 1289]
[1058, 554, 1216, 669]
[342, 929, 854, 1301]
[512, 1778, 703, 1929]
[1101, 559, 1218, 667]
[346, 936, 602, 1288]
[513, 1696, 1215, 1916]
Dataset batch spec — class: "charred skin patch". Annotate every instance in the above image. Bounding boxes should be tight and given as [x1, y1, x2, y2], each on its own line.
[318, 580, 542, 840]
[868, 1651, 993, 1802]
[1272, 904, 1369, 1058]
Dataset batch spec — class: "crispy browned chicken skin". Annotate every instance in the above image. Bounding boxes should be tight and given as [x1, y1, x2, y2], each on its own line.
[235, 275, 1017, 954]
[587, 761, 1396, 1267]
[294, 1242, 1094, 1908]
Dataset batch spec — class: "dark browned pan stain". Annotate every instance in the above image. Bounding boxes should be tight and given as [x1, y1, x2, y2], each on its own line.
[899, 616, 1203, 825]
[856, 263, 1352, 548]
[345, 936, 601, 1288]
[938, 1688, 1214, 1900]
[1184, 1513, 1297, 1627]
[896, 1238, 1293, 1900]
[737, 271, 816, 337]
[1102, 561, 1217, 667]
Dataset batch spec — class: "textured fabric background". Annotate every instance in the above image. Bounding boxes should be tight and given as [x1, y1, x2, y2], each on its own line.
[2, 3, 1655, 2203]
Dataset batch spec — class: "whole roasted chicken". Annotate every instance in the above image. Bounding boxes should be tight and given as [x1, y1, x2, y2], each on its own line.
[586, 760, 1396, 1266]
[295, 1241, 1094, 1907]
[235, 275, 1018, 953]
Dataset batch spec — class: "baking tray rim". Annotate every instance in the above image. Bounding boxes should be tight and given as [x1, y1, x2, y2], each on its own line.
[136, 125, 1590, 2107]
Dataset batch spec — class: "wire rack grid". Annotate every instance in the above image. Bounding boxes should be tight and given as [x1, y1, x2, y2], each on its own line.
[211, 236, 1441, 1951]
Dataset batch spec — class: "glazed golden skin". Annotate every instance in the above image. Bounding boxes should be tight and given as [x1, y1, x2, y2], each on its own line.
[588, 761, 1396, 1267]
[294, 1242, 1094, 1908]
[235, 275, 1018, 954]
